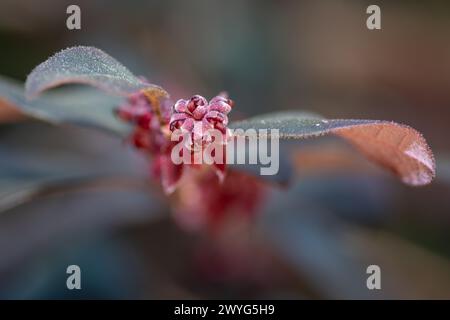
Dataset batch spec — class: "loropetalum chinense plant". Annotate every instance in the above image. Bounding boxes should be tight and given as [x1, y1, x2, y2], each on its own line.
[0, 46, 436, 231]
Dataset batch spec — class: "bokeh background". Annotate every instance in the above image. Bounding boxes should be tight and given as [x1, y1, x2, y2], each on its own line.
[0, 0, 450, 299]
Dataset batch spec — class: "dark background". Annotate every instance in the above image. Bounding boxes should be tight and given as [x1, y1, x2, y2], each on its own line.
[0, 0, 449, 299]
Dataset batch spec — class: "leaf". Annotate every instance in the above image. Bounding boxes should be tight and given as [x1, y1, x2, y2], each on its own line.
[347, 229, 450, 299]
[25, 46, 167, 99]
[230, 111, 435, 186]
[0, 76, 131, 136]
[261, 195, 450, 298]
[0, 182, 165, 275]
[0, 121, 148, 211]
[16, 46, 169, 135]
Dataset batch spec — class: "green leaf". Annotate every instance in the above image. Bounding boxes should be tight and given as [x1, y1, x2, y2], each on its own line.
[230, 111, 435, 186]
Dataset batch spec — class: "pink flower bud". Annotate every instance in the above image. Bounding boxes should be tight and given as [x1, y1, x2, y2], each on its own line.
[169, 94, 233, 143]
